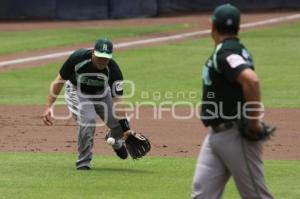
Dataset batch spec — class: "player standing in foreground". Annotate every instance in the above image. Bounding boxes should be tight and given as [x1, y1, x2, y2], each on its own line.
[192, 4, 275, 199]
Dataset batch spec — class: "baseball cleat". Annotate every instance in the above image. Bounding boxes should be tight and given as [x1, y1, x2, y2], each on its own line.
[114, 144, 128, 159]
[77, 166, 91, 171]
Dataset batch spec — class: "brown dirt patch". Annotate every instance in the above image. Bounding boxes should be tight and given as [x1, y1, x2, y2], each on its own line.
[0, 105, 299, 160]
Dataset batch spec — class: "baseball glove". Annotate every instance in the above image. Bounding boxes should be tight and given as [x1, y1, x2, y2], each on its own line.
[238, 119, 276, 142]
[124, 131, 151, 159]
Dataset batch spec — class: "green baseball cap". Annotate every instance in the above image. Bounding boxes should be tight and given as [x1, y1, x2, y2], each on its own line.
[212, 4, 240, 34]
[94, 39, 113, 59]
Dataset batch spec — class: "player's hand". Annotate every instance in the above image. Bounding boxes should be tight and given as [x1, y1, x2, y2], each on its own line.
[41, 106, 53, 126]
[123, 130, 151, 159]
[123, 130, 132, 140]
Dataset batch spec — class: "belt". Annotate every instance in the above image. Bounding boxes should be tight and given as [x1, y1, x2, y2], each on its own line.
[211, 121, 235, 133]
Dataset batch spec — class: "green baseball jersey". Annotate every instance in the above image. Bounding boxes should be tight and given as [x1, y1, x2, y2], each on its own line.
[60, 48, 123, 96]
[201, 38, 254, 126]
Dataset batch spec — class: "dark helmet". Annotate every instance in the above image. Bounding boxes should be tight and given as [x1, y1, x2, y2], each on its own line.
[212, 4, 240, 34]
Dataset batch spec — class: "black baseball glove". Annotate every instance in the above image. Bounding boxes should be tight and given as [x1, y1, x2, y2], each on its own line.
[124, 131, 151, 159]
[238, 120, 276, 142]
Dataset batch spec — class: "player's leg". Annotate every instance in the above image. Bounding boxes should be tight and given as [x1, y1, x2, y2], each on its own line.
[65, 82, 97, 169]
[213, 125, 274, 199]
[192, 133, 230, 199]
[236, 139, 274, 199]
[64, 81, 79, 120]
[75, 99, 98, 169]
[93, 89, 128, 159]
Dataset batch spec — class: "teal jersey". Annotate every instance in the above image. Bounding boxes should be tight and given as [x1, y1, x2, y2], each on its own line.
[60, 49, 123, 96]
[201, 38, 254, 126]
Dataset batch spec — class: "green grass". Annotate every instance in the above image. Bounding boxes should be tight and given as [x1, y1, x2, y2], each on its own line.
[120, 22, 300, 107]
[241, 24, 300, 108]
[0, 22, 299, 107]
[0, 152, 299, 199]
[0, 24, 190, 55]
[0, 63, 61, 104]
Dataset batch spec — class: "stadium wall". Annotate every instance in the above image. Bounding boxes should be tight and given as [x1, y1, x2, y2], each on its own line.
[0, 0, 299, 20]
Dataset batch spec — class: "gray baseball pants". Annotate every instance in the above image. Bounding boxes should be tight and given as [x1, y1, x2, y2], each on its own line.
[65, 81, 123, 169]
[192, 123, 274, 199]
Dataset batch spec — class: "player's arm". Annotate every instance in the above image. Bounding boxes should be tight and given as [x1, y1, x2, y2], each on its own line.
[41, 50, 80, 125]
[42, 74, 65, 126]
[108, 59, 127, 120]
[112, 96, 127, 119]
[237, 68, 263, 132]
[218, 52, 263, 132]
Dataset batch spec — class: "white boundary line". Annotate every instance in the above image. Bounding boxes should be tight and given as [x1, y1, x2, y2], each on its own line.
[0, 14, 300, 68]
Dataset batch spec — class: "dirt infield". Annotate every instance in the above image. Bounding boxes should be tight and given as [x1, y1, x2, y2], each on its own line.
[0, 105, 299, 160]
